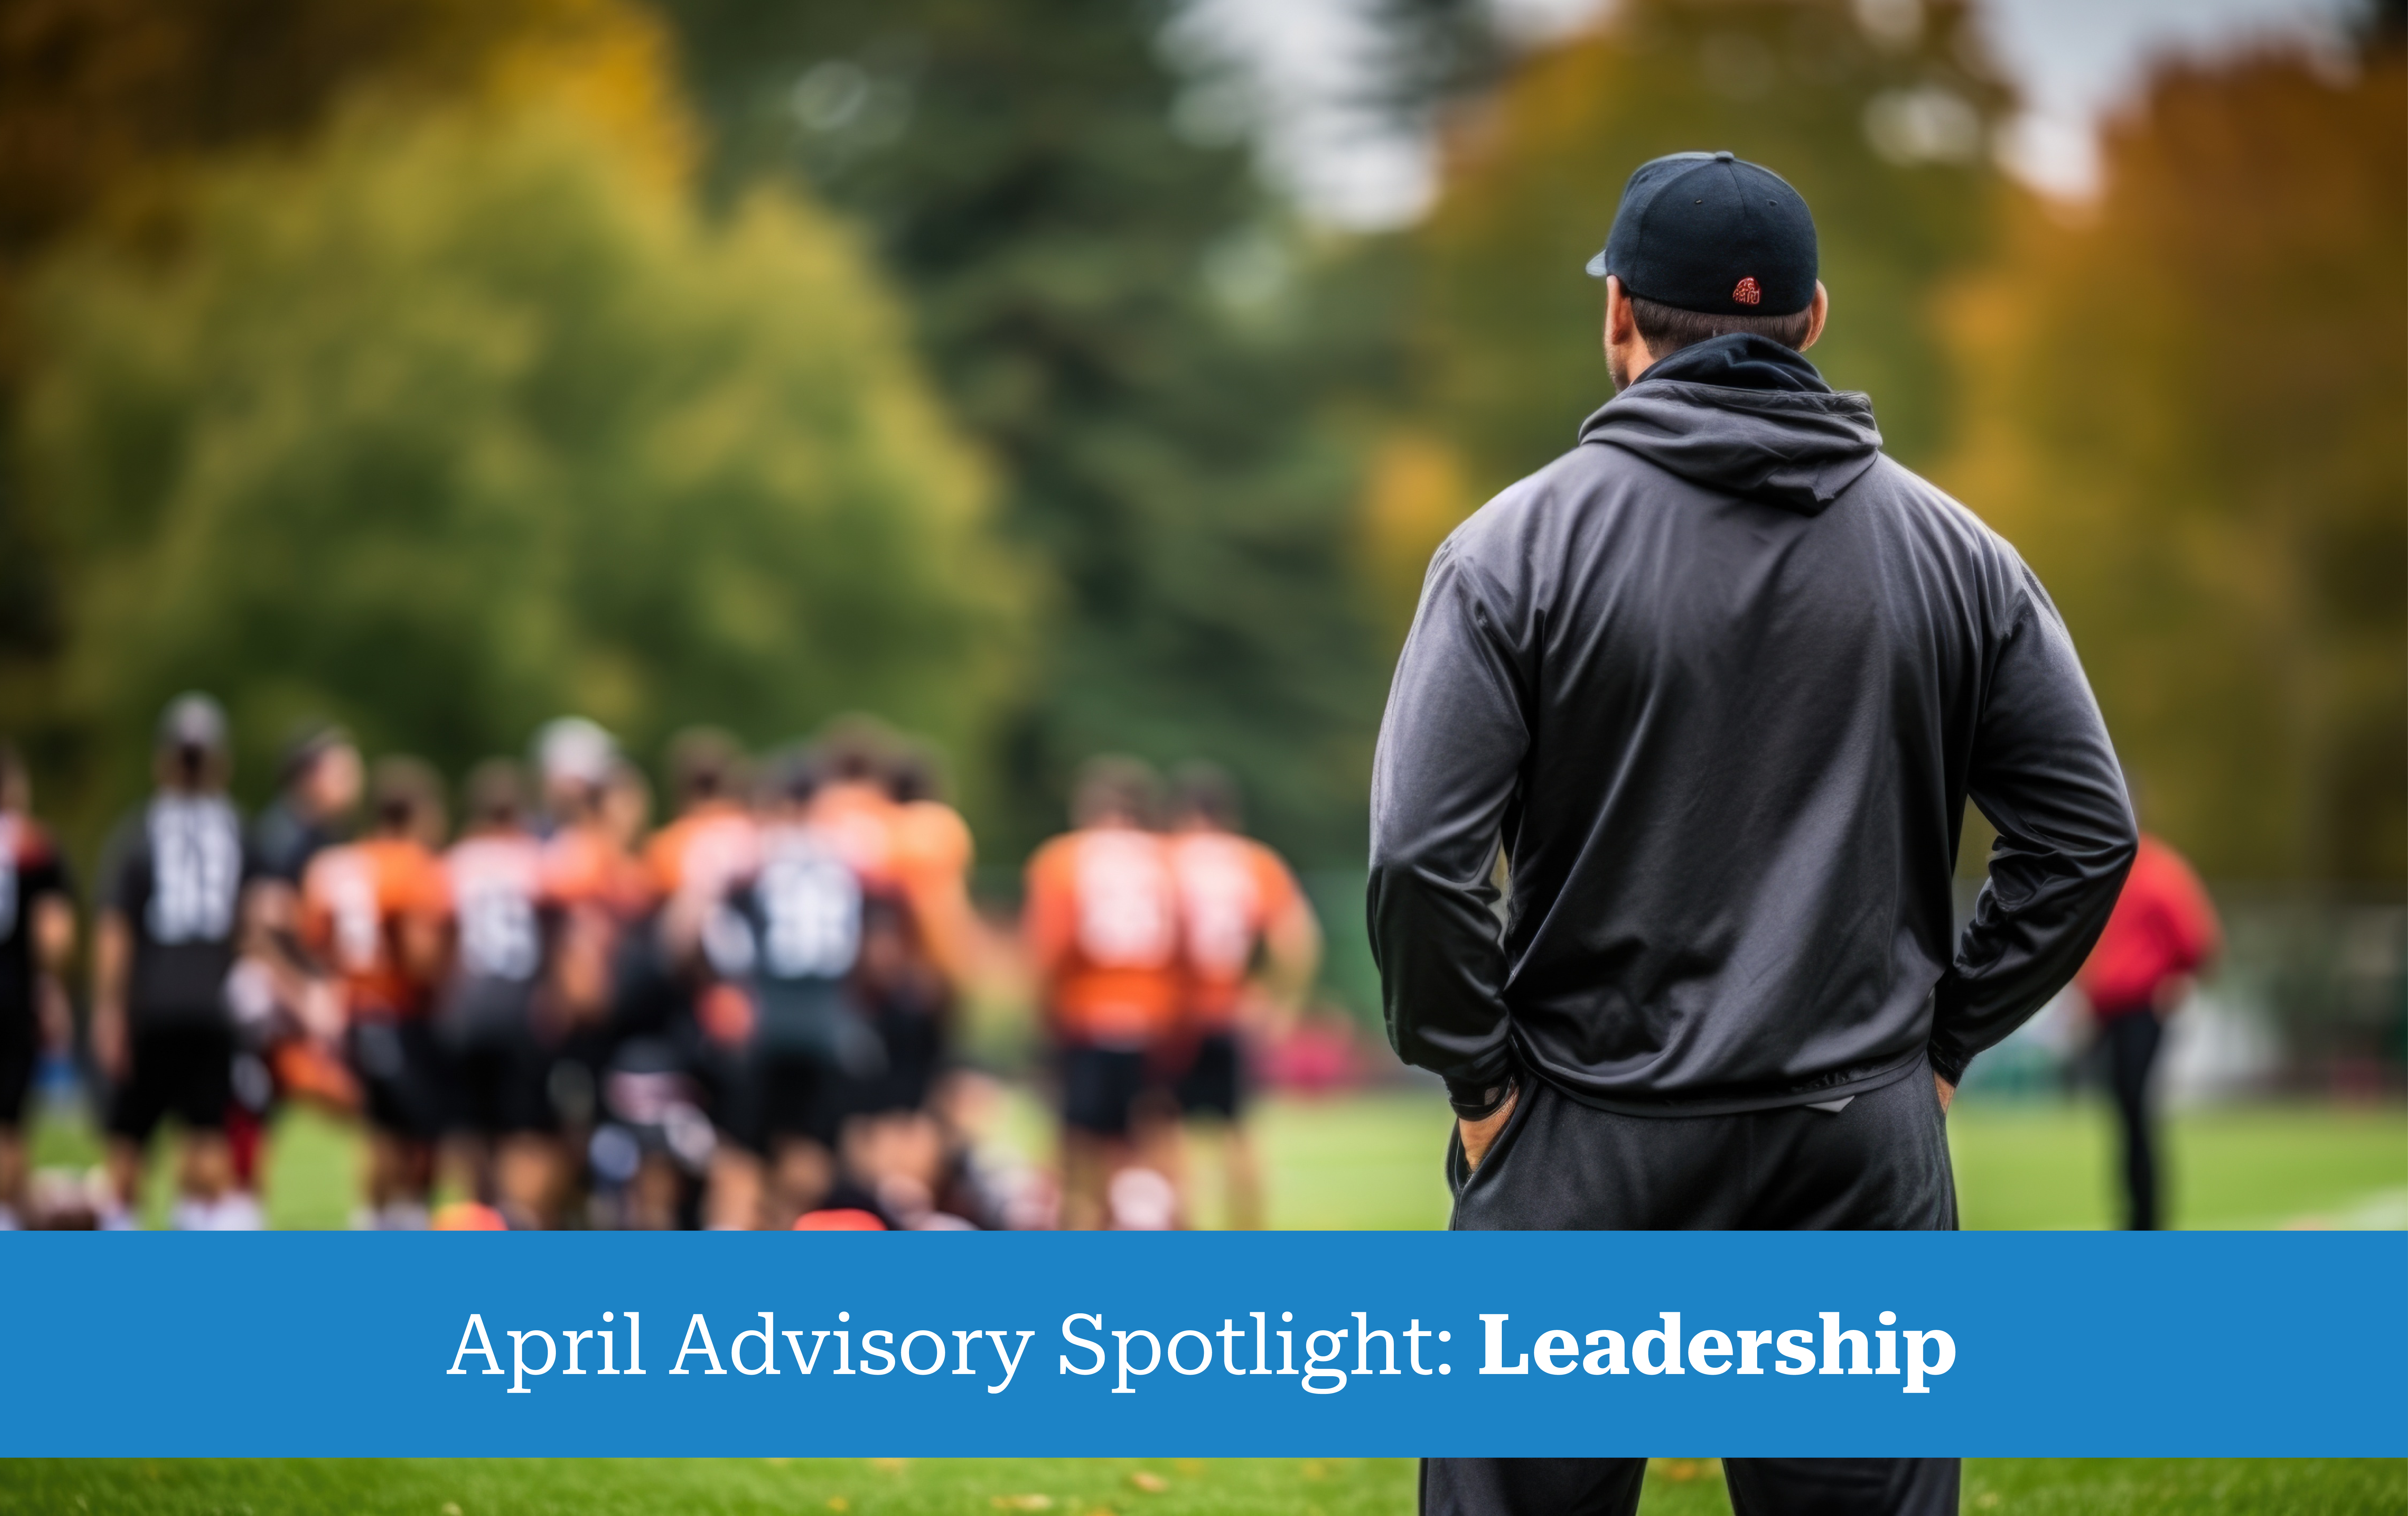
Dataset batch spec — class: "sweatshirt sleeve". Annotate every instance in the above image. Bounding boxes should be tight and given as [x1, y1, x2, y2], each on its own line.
[1931, 570, 2139, 1084]
[1367, 541, 1531, 1112]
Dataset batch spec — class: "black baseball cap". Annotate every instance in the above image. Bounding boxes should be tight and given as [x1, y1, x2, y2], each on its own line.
[1586, 151, 1817, 317]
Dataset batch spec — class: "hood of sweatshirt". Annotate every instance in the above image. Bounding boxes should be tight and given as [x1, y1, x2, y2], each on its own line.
[1576, 332, 1884, 515]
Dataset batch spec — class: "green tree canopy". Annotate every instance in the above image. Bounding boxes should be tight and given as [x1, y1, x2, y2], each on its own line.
[20, 100, 1024, 833]
[652, 0, 1394, 862]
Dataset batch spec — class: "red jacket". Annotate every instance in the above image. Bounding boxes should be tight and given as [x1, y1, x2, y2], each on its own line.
[2076, 834, 2220, 1018]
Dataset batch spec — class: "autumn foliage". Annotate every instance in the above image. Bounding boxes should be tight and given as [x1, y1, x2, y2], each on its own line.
[1942, 42, 2406, 883]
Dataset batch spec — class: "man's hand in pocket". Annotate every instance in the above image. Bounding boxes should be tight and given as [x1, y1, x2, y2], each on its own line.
[1459, 1088, 1520, 1174]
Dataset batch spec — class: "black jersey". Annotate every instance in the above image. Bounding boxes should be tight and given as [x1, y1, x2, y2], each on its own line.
[247, 797, 340, 887]
[714, 825, 873, 1065]
[0, 814, 73, 1027]
[101, 794, 252, 1029]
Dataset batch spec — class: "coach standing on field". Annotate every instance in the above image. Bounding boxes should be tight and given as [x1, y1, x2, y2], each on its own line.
[1368, 152, 2136, 1516]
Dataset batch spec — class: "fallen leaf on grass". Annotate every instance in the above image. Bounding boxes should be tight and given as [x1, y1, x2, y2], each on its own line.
[1128, 1471, 1169, 1493]
[992, 1497, 1055, 1512]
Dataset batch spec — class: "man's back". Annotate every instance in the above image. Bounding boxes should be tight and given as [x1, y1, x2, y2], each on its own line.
[1370, 334, 2134, 1114]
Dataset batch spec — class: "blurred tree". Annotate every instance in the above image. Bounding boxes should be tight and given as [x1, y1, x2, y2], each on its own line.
[0, 0, 687, 788]
[0, 0, 680, 271]
[1362, 0, 2011, 624]
[1942, 32, 2406, 884]
[17, 103, 1025, 837]
[650, 0, 1396, 863]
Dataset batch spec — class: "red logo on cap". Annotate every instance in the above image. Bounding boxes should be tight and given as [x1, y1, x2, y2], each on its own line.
[1733, 276, 1763, 306]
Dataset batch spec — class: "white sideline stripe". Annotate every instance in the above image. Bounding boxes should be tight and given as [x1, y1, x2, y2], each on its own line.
[2278, 1186, 2408, 1232]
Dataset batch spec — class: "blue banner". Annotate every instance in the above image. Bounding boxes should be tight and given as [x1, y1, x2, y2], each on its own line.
[0, 1231, 2398, 1456]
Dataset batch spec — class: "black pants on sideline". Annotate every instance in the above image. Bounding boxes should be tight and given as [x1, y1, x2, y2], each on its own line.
[2101, 1011, 2164, 1231]
[1421, 1456, 1961, 1516]
[1426, 1061, 1957, 1516]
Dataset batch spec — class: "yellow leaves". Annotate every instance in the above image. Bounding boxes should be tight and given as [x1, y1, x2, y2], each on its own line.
[470, 0, 696, 194]
[1940, 45, 2405, 880]
[1127, 1470, 1169, 1493]
[991, 1496, 1054, 1511]
[1358, 434, 1477, 636]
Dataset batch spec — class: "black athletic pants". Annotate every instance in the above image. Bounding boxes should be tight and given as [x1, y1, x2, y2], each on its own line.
[1425, 1060, 1958, 1516]
[1421, 1455, 1961, 1516]
[2101, 1010, 2163, 1231]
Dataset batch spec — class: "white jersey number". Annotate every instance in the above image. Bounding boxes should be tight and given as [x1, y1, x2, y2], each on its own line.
[1075, 839, 1176, 968]
[147, 798, 241, 944]
[320, 856, 382, 973]
[457, 876, 540, 981]
[758, 853, 861, 980]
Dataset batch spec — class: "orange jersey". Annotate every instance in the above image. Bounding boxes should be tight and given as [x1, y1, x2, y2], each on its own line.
[541, 824, 652, 918]
[1024, 826, 1183, 1047]
[443, 831, 548, 983]
[890, 799, 973, 896]
[539, 822, 648, 1021]
[1168, 830, 1306, 1029]
[301, 836, 449, 1020]
[889, 797, 977, 982]
[808, 781, 902, 891]
[644, 800, 759, 901]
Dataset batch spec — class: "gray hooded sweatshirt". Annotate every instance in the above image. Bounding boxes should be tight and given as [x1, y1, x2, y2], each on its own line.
[1369, 333, 2136, 1116]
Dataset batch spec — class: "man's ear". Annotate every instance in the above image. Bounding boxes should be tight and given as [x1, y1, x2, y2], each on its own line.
[1799, 280, 1829, 353]
[1604, 275, 1637, 353]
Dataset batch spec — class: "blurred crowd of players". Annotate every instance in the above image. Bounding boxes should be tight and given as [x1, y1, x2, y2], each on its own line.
[0, 693, 1320, 1232]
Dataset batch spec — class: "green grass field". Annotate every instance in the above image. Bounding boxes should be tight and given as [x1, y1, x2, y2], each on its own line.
[16, 1091, 2404, 1512]
[0, 1456, 2401, 1515]
[1243, 1091, 2408, 1232]
[30, 1087, 2408, 1232]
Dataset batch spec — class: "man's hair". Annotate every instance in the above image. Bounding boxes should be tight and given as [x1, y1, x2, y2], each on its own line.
[1169, 760, 1242, 830]
[666, 726, 745, 804]
[1071, 755, 1162, 830]
[278, 722, 350, 789]
[371, 754, 444, 835]
[883, 744, 944, 806]
[464, 758, 526, 826]
[1629, 292, 1814, 356]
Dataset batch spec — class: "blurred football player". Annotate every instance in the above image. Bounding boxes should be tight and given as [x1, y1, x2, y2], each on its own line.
[1164, 762, 1319, 1229]
[438, 760, 558, 1227]
[93, 695, 256, 1229]
[226, 723, 362, 1204]
[0, 742, 75, 1228]
[1023, 757, 1184, 1230]
[303, 757, 451, 1228]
